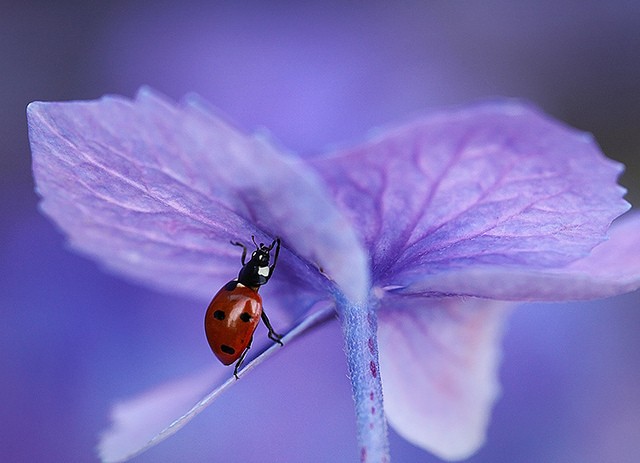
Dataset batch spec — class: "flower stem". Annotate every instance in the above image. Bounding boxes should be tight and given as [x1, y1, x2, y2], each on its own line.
[336, 293, 390, 463]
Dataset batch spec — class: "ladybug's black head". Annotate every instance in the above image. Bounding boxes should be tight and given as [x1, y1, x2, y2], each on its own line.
[251, 247, 270, 266]
[249, 236, 277, 266]
[237, 236, 280, 288]
[232, 236, 281, 289]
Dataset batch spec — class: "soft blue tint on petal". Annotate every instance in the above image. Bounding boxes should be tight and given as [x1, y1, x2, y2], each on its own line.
[393, 211, 640, 301]
[28, 89, 369, 320]
[310, 101, 629, 288]
[98, 306, 336, 462]
[378, 297, 514, 461]
[98, 368, 221, 463]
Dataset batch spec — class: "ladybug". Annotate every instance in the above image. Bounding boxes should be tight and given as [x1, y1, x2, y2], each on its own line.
[204, 236, 283, 378]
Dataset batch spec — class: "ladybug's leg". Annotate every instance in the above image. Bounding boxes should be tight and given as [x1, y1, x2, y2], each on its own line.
[230, 240, 248, 265]
[265, 238, 281, 282]
[261, 309, 284, 345]
[233, 336, 253, 380]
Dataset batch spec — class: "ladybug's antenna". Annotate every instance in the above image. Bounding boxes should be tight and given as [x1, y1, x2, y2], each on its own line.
[251, 235, 278, 251]
[264, 238, 278, 251]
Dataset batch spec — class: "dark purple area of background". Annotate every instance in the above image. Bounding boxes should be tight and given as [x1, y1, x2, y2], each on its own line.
[2, 2, 639, 462]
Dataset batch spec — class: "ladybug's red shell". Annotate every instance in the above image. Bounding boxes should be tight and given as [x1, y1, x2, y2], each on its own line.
[204, 281, 262, 365]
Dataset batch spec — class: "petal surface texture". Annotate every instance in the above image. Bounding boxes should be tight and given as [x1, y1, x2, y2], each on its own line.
[310, 101, 629, 298]
[28, 88, 368, 315]
[378, 297, 513, 460]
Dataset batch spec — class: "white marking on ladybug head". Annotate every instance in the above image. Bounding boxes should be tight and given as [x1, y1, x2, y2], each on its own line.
[258, 266, 270, 277]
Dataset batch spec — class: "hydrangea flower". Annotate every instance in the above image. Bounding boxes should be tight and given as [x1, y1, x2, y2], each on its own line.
[27, 88, 640, 463]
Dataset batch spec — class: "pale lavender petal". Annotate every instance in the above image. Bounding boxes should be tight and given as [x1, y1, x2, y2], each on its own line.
[310, 101, 629, 289]
[28, 88, 368, 317]
[561, 211, 640, 295]
[98, 305, 335, 462]
[98, 367, 222, 463]
[391, 211, 640, 301]
[378, 297, 514, 461]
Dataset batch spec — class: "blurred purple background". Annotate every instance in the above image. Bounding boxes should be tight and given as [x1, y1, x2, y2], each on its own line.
[2, 2, 640, 462]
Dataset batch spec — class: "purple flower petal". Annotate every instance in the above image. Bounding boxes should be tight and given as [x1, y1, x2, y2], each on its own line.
[394, 211, 640, 301]
[378, 297, 514, 461]
[98, 368, 221, 463]
[28, 88, 369, 320]
[29, 88, 639, 463]
[560, 211, 640, 295]
[97, 306, 335, 463]
[309, 101, 629, 290]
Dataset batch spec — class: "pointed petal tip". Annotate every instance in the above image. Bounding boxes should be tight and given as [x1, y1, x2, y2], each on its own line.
[135, 84, 155, 97]
[134, 85, 174, 106]
[26, 100, 43, 114]
[26, 100, 52, 127]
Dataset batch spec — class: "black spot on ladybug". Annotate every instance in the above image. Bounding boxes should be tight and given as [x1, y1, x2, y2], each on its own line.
[240, 312, 251, 322]
[220, 344, 236, 355]
[213, 310, 225, 320]
[224, 280, 238, 291]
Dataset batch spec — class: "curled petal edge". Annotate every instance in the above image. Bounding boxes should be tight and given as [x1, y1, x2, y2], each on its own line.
[389, 212, 640, 302]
